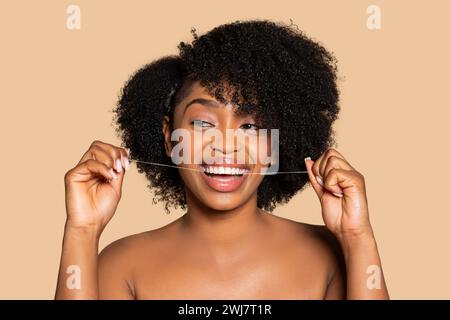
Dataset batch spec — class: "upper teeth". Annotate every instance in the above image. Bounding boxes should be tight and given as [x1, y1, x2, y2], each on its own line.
[203, 166, 248, 175]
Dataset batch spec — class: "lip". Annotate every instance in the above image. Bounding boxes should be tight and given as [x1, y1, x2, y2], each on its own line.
[199, 163, 250, 192]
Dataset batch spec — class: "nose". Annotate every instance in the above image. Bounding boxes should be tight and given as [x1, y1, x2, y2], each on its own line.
[209, 136, 240, 155]
[209, 127, 243, 156]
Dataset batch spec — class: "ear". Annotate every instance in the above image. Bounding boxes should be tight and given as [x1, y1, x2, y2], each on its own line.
[162, 116, 173, 158]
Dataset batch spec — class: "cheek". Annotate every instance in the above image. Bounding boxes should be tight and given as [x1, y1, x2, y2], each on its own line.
[190, 130, 211, 163]
[178, 168, 200, 196]
[250, 174, 265, 189]
[246, 136, 272, 167]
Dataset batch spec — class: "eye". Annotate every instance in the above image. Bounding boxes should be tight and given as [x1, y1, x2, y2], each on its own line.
[240, 123, 259, 130]
[190, 120, 214, 128]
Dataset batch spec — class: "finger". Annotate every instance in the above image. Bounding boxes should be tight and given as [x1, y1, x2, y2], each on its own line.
[100, 145, 129, 189]
[102, 144, 130, 173]
[118, 147, 130, 172]
[78, 140, 110, 165]
[66, 159, 117, 184]
[102, 143, 129, 173]
[107, 155, 127, 198]
[304, 157, 324, 199]
[311, 152, 327, 183]
[87, 145, 115, 169]
[78, 147, 95, 165]
[323, 168, 362, 197]
[108, 166, 125, 197]
[317, 148, 353, 178]
[88, 141, 126, 173]
[101, 144, 123, 173]
[322, 155, 354, 180]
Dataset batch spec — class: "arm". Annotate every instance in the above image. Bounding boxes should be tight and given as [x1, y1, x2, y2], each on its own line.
[55, 225, 100, 299]
[55, 225, 135, 300]
[338, 229, 389, 299]
[55, 140, 130, 300]
[305, 149, 389, 300]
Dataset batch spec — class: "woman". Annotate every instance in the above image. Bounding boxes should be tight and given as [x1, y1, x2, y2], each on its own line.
[55, 20, 389, 299]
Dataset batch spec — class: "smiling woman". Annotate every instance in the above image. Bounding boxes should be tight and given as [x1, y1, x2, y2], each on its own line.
[55, 19, 389, 300]
[114, 20, 340, 213]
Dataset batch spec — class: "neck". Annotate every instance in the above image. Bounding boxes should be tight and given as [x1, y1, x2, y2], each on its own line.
[181, 191, 267, 251]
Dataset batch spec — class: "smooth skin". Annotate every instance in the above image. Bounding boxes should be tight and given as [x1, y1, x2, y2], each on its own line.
[55, 82, 388, 300]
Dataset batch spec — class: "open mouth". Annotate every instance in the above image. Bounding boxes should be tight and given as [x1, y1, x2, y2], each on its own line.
[199, 164, 251, 192]
[202, 165, 249, 176]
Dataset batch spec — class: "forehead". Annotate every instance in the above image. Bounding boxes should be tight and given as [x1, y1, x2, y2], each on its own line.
[184, 81, 212, 99]
[178, 81, 236, 109]
[172, 79, 261, 123]
[182, 81, 234, 101]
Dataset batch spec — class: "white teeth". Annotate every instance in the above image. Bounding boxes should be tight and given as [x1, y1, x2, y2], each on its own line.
[203, 166, 248, 175]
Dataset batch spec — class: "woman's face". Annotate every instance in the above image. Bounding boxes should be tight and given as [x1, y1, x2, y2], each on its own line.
[163, 81, 270, 211]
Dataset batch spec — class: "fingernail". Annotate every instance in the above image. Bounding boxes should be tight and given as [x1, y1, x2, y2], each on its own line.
[304, 157, 311, 162]
[315, 175, 324, 187]
[116, 159, 122, 173]
[109, 169, 118, 180]
[124, 158, 130, 171]
[332, 192, 343, 198]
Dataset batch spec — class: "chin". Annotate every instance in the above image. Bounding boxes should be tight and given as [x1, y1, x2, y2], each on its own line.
[198, 192, 248, 212]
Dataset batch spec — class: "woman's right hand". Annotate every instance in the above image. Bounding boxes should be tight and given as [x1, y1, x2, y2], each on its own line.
[64, 140, 130, 235]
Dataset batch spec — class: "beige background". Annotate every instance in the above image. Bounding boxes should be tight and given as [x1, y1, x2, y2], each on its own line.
[0, 0, 449, 299]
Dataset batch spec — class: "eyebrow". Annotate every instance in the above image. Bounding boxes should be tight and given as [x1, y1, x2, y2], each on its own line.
[183, 98, 221, 114]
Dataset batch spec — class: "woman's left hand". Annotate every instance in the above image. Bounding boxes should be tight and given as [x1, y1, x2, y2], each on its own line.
[304, 148, 373, 241]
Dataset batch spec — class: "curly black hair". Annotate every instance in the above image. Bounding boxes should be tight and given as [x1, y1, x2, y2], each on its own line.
[113, 19, 340, 213]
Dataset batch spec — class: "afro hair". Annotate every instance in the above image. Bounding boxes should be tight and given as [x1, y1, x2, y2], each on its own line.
[113, 19, 340, 213]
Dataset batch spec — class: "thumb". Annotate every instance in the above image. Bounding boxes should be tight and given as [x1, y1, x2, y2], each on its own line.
[304, 157, 324, 199]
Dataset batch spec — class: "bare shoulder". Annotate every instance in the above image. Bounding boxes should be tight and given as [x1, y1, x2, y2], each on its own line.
[98, 218, 180, 298]
[99, 218, 179, 264]
[264, 213, 340, 247]
[263, 213, 346, 282]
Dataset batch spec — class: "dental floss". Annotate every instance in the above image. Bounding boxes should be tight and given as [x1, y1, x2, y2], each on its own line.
[129, 159, 308, 175]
